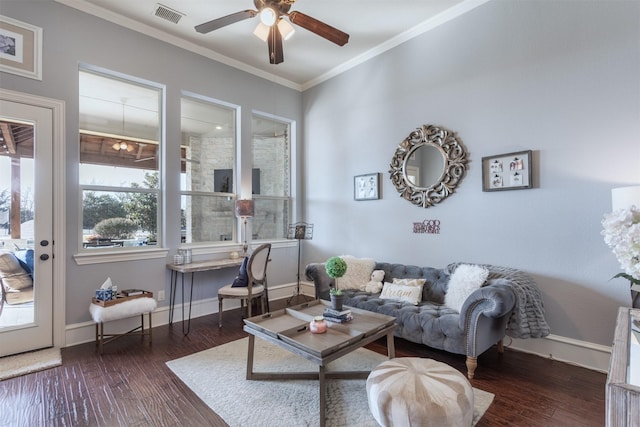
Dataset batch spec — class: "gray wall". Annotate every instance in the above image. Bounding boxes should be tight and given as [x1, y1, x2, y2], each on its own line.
[3, 0, 639, 352]
[0, 0, 302, 325]
[301, 0, 640, 347]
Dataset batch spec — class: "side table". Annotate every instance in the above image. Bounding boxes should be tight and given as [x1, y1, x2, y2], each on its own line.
[166, 258, 243, 335]
[606, 306, 640, 426]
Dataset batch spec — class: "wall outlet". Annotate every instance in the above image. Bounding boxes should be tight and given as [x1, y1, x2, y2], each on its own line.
[157, 290, 165, 301]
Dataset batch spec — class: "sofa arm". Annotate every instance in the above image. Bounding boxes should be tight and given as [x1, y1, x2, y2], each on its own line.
[304, 263, 335, 300]
[459, 282, 516, 323]
[459, 282, 516, 359]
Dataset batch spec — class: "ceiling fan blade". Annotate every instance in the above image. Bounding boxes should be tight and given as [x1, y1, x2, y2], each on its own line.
[195, 10, 257, 34]
[288, 11, 349, 46]
[268, 25, 284, 64]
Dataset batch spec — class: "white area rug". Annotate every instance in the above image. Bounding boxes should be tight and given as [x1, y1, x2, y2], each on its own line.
[167, 338, 493, 426]
[0, 347, 61, 381]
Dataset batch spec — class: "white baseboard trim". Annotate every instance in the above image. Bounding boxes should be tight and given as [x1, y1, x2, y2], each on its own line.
[507, 333, 611, 373]
[66, 281, 316, 347]
[66, 283, 611, 374]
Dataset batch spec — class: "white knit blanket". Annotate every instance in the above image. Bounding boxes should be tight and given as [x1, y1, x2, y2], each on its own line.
[448, 263, 550, 339]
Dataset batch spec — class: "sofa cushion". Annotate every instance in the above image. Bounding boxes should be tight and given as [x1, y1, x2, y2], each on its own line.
[444, 264, 489, 312]
[380, 281, 424, 305]
[341, 290, 466, 354]
[0, 251, 33, 291]
[375, 263, 449, 304]
[337, 255, 375, 290]
[14, 249, 35, 277]
[392, 278, 426, 288]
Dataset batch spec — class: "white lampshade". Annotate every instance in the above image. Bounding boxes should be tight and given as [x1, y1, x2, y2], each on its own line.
[253, 22, 270, 41]
[612, 186, 640, 211]
[277, 19, 295, 40]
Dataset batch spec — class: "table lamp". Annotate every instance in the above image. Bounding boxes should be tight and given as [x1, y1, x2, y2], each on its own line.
[612, 186, 640, 211]
[235, 199, 254, 255]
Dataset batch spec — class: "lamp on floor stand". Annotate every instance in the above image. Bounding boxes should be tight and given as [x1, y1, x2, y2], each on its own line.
[286, 222, 313, 306]
[235, 199, 255, 256]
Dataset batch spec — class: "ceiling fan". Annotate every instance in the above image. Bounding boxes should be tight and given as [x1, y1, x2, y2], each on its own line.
[195, 0, 349, 64]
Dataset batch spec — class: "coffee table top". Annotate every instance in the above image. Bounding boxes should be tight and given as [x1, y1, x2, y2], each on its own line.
[244, 300, 396, 359]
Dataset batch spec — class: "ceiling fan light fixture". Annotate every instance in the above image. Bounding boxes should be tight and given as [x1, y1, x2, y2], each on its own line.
[253, 22, 270, 41]
[277, 18, 295, 40]
[112, 141, 134, 152]
[259, 7, 277, 27]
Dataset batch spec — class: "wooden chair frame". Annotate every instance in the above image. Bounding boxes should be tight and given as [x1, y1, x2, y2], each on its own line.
[218, 243, 271, 328]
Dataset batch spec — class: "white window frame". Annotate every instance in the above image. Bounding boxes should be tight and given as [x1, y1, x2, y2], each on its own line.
[75, 65, 167, 263]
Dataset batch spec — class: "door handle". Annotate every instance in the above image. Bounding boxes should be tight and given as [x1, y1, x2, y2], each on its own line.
[40, 254, 50, 261]
[40, 240, 49, 247]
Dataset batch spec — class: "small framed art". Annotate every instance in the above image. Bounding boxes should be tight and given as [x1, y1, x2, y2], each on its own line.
[482, 150, 532, 192]
[354, 173, 380, 201]
[0, 15, 43, 80]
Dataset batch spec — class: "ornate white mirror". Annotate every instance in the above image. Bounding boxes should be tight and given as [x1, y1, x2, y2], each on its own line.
[389, 124, 468, 208]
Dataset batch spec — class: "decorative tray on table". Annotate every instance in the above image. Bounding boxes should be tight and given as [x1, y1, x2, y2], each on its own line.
[91, 290, 153, 307]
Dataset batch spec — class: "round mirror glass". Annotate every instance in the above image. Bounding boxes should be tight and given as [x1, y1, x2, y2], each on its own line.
[404, 145, 446, 189]
[389, 124, 468, 208]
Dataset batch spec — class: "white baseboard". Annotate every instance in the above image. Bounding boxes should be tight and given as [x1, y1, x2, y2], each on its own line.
[65, 281, 316, 347]
[507, 334, 611, 373]
[66, 282, 611, 373]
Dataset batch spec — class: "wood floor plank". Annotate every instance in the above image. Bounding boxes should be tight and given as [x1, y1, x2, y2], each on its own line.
[0, 302, 606, 426]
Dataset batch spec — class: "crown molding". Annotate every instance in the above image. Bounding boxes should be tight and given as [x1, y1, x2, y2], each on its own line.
[54, 0, 302, 90]
[56, 0, 490, 92]
[300, 0, 491, 90]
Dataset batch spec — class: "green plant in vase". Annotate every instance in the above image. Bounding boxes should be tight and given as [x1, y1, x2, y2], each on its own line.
[326, 256, 347, 310]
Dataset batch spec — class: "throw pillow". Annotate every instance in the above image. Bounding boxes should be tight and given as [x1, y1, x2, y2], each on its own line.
[379, 281, 424, 305]
[336, 256, 376, 291]
[444, 264, 489, 312]
[0, 251, 33, 291]
[14, 249, 34, 277]
[392, 278, 427, 288]
[231, 257, 249, 287]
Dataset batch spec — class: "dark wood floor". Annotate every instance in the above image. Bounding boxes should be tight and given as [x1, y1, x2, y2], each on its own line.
[0, 302, 606, 426]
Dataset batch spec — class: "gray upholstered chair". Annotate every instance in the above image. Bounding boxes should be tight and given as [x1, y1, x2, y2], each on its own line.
[217, 243, 271, 328]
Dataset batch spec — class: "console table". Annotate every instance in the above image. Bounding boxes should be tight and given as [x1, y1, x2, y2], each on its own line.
[167, 258, 243, 335]
[606, 306, 640, 426]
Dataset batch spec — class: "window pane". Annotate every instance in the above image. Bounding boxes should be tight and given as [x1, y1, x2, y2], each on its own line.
[79, 69, 161, 187]
[79, 67, 162, 251]
[252, 198, 290, 240]
[181, 97, 235, 193]
[252, 116, 290, 197]
[82, 189, 158, 247]
[0, 152, 35, 249]
[181, 194, 235, 243]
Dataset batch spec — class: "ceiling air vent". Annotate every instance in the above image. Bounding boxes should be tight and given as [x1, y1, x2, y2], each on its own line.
[154, 4, 184, 24]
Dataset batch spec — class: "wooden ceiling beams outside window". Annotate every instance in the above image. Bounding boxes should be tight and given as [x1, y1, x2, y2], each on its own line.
[0, 121, 33, 239]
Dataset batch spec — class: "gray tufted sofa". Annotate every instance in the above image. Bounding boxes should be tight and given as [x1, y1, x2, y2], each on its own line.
[305, 261, 521, 379]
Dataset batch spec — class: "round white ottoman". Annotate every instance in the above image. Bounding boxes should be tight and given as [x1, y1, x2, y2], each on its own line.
[366, 357, 474, 427]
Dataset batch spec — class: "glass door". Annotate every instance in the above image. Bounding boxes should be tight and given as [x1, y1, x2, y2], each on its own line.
[0, 100, 54, 357]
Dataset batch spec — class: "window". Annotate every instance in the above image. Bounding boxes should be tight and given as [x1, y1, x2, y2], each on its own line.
[251, 113, 291, 240]
[180, 95, 237, 244]
[79, 67, 162, 250]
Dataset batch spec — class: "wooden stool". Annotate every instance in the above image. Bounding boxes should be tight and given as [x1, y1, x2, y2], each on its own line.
[89, 295, 157, 354]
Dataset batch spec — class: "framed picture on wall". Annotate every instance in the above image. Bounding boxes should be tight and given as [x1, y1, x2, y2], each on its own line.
[354, 173, 380, 201]
[482, 150, 533, 192]
[0, 15, 42, 80]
